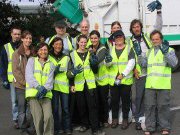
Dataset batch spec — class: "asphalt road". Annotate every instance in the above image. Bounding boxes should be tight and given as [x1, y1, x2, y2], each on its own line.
[0, 72, 180, 135]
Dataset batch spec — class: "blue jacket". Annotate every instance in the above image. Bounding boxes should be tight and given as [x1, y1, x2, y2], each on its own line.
[0, 41, 19, 82]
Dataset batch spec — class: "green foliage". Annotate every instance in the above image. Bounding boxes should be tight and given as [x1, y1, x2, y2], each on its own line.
[0, 0, 79, 46]
[0, 0, 22, 44]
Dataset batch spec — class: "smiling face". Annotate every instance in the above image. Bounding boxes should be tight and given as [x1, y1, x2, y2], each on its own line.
[53, 40, 63, 54]
[11, 28, 21, 42]
[21, 34, 32, 48]
[90, 34, 100, 47]
[37, 45, 49, 60]
[151, 33, 162, 47]
[78, 37, 87, 51]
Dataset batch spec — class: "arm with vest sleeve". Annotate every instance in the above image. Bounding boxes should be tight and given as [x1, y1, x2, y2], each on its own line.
[43, 62, 55, 91]
[122, 49, 136, 76]
[12, 51, 25, 86]
[67, 60, 75, 86]
[25, 57, 40, 88]
[153, 13, 163, 31]
[96, 46, 107, 64]
[0, 46, 8, 82]
[164, 49, 178, 68]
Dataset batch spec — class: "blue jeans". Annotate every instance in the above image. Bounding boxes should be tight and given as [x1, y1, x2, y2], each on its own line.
[52, 91, 71, 132]
[10, 83, 18, 121]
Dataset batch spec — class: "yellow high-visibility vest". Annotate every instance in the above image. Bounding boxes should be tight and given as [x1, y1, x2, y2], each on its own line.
[26, 57, 53, 99]
[49, 55, 70, 93]
[95, 45, 109, 86]
[4, 43, 14, 82]
[145, 48, 173, 89]
[108, 44, 134, 86]
[70, 50, 96, 91]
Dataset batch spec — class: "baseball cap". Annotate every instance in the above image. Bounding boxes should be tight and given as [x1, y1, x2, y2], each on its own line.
[113, 30, 125, 39]
[54, 20, 67, 28]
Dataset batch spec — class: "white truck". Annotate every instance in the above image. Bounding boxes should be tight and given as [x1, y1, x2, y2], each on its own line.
[52, 0, 180, 69]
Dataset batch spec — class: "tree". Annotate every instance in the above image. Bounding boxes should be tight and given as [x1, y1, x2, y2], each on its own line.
[0, 0, 22, 45]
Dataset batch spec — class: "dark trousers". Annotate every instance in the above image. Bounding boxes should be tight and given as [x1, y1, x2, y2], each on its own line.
[135, 76, 146, 122]
[110, 84, 131, 119]
[52, 91, 71, 132]
[75, 83, 99, 132]
[97, 85, 109, 123]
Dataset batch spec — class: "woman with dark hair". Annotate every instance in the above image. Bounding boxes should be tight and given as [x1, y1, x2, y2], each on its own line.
[106, 21, 122, 49]
[12, 30, 35, 134]
[49, 37, 72, 135]
[89, 30, 111, 127]
[69, 35, 105, 135]
[107, 30, 135, 129]
[25, 43, 55, 135]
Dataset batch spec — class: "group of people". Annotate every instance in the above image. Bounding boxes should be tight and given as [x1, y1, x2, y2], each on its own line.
[0, 1, 178, 135]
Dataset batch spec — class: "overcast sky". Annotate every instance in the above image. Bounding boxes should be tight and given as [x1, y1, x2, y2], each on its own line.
[9, 0, 45, 5]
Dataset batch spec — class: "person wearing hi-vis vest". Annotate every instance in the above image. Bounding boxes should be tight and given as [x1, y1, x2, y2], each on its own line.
[25, 43, 55, 135]
[69, 35, 105, 135]
[89, 30, 111, 128]
[0, 26, 21, 128]
[105, 21, 122, 50]
[107, 30, 135, 130]
[129, 0, 163, 130]
[49, 37, 72, 135]
[138, 30, 178, 135]
[46, 20, 75, 55]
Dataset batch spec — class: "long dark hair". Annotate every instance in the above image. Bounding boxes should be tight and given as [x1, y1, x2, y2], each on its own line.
[130, 19, 143, 34]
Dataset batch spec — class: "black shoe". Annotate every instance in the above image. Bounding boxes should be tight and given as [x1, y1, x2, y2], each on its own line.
[135, 122, 142, 130]
[121, 119, 129, 130]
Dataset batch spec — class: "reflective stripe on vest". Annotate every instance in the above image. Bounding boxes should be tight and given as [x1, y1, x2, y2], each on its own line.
[53, 56, 70, 93]
[4, 43, 14, 82]
[130, 33, 152, 76]
[95, 46, 109, 86]
[25, 57, 53, 98]
[145, 48, 172, 89]
[70, 50, 96, 91]
[108, 44, 133, 86]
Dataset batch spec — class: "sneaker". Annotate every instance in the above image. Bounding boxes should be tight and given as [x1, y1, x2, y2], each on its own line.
[135, 122, 142, 130]
[79, 126, 88, 132]
[92, 130, 106, 135]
